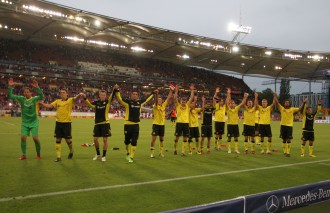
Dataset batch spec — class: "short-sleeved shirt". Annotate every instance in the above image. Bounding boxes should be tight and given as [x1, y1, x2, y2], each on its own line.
[227, 106, 240, 125]
[214, 104, 226, 122]
[259, 106, 273, 125]
[278, 105, 300, 127]
[189, 108, 202, 127]
[153, 100, 168, 125]
[243, 106, 256, 126]
[51, 98, 74, 123]
[175, 102, 191, 123]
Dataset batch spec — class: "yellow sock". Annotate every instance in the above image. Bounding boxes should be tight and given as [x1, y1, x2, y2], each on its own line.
[244, 142, 248, 151]
[130, 146, 137, 158]
[174, 141, 178, 151]
[181, 142, 187, 154]
[126, 144, 131, 155]
[159, 141, 164, 155]
[309, 146, 314, 156]
[267, 142, 271, 152]
[234, 142, 238, 151]
[189, 142, 193, 152]
[219, 139, 222, 148]
[56, 143, 61, 158]
[227, 142, 232, 151]
[282, 143, 286, 154]
[260, 142, 264, 152]
[287, 143, 291, 154]
[251, 143, 255, 151]
[150, 147, 155, 155]
[255, 136, 260, 143]
[301, 145, 305, 156]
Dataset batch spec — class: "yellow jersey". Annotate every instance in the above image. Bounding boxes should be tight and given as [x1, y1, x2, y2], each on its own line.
[153, 100, 168, 125]
[51, 98, 74, 123]
[214, 104, 227, 122]
[227, 105, 240, 125]
[243, 106, 256, 126]
[175, 101, 191, 123]
[259, 106, 273, 125]
[189, 108, 202, 127]
[278, 105, 300, 127]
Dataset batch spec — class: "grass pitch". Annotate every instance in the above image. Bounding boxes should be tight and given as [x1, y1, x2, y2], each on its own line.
[0, 117, 329, 212]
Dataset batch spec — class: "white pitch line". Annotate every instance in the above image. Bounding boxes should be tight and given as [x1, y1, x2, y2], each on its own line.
[320, 163, 330, 166]
[0, 120, 15, 126]
[0, 159, 329, 203]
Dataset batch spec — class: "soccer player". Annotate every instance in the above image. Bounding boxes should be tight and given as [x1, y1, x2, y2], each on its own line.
[173, 84, 195, 156]
[7, 78, 44, 160]
[226, 89, 248, 154]
[242, 93, 258, 154]
[213, 87, 228, 150]
[256, 95, 276, 154]
[188, 96, 202, 154]
[40, 88, 84, 162]
[150, 88, 173, 158]
[200, 96, 216, 154]
[300, 99, 322, 157]
[170, 108, 177, 127]
[113, 84, 155, 163]
[82, 89, 114, 162]
[275, 94, 305, 157]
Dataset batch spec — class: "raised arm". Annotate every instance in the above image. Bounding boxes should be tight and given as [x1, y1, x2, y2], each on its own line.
[31, 79, 44, 101]
[153, 89, 159, 105]
[254, 92, 259, 109]
[165, 88, 173, 103]
[188, 84, 195, 104]
[174, 84, 179, 104]
[213, 87, 220, 106]
[269, 93, 276, 108]
[7, 78, 23, 101]
[201, 95, 205, 111]
[81, 93, 95, 109]
[226, 88, 231, 107]
[300, 98, 308, 113]
[238, 93, 248, 108]
[274, 92, 281, 108]
[316, 100, 322, 113]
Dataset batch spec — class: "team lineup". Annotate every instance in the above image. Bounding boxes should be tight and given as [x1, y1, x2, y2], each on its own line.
[7, 78, 322, 163]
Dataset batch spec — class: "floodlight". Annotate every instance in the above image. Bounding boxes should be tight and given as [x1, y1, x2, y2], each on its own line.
[232, 46, 239, 52]
[94, 20, 101, 27]
[265, 51, 272, 56]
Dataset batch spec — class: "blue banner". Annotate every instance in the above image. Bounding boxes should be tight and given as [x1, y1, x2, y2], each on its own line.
[245, 180, 330, 213]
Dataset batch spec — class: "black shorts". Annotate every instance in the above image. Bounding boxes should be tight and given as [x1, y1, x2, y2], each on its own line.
[227, 124, 239, 138]
[259, 124, 272, 137]
[93, 123, 111, 137]
[175, 123, 189, 137]
[189, 127, 200, 138]
[54, 122, 72, 139]
[255, 123, 259, 132]
[124, 124, 139, 146]
[152, 124, 165, 137]
[242, 124, 255, 137]
[201, 125, 213, 138]
[214, 122, 225, 135]
[302, 131, 314, 141]
[280, 125, 293, 140]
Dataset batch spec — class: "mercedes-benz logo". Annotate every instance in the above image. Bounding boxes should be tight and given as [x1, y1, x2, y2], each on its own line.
[266, 195, 280, 213]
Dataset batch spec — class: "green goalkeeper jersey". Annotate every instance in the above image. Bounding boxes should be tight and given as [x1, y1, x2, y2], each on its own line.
[8, 87, 44, 125]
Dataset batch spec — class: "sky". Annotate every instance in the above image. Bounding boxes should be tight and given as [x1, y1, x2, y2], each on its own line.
[48, 0, 330, 94]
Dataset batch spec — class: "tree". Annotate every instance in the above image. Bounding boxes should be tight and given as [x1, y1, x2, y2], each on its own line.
[258, 88, 274, 105]
[279, 79, 291, 104]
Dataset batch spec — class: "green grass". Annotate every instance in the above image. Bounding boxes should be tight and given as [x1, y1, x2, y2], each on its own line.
[0, 117, 330, 212]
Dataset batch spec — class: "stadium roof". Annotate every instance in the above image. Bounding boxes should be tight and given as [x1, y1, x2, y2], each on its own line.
[1, 0, 330, 81]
